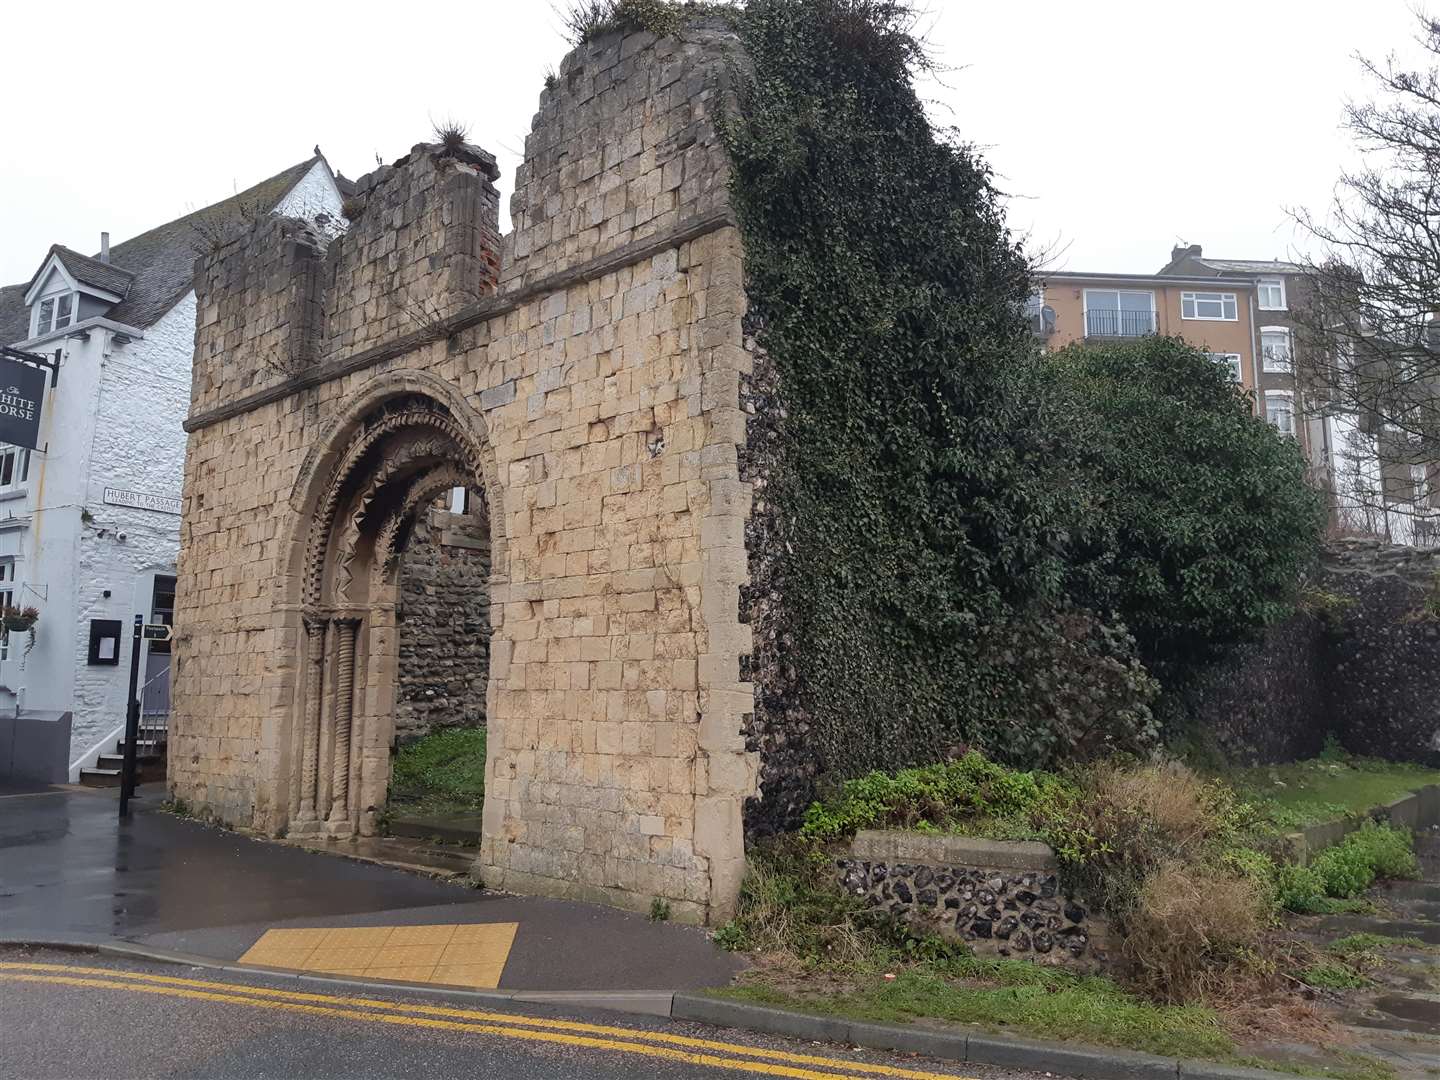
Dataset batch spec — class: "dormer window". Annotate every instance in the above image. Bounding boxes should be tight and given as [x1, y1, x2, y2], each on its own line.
[32, 292, 75, 337]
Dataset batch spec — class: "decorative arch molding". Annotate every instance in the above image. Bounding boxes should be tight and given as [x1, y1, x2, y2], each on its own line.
[269, 366, 506, 840]
[373, 462, 481, 585]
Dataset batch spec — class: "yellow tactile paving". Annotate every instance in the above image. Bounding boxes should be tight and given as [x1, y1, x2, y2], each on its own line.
[238, 923, 518, 989]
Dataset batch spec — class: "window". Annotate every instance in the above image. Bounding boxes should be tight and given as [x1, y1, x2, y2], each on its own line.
[1261, 327, 1292, 372]
[0, 445, 30, 493]
[1265, 391, 1295, 435]
[0, 559, 14, 662]
[1257, 277, 1286, 310]
[1084, 289, 1156, 337]
[1181, 291, 1238, 320]
[1206, 352, 1243, 383]
[30, 292, 74, 337]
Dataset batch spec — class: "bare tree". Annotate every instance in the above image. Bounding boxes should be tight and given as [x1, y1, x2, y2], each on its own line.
[1293, 12, 1440, 546]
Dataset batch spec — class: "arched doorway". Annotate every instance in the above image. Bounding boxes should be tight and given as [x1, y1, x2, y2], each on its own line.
[277, 375, 500, 840]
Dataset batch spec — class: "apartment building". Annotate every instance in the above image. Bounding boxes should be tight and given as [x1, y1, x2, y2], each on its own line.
[1160, 243, 1435, 546]
[1036, 270, 1265, 396]
[1157, 245, 1324, 478]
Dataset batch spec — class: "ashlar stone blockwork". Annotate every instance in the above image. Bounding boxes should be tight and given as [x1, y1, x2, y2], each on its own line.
[170, 21, 757, 922]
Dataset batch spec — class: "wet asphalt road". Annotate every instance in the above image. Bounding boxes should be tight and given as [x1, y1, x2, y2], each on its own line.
[0, 948, 1065, 1080]
[0, 786, 742, 991]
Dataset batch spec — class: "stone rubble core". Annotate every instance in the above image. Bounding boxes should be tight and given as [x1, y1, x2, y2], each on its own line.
[170, 20, 758, 924]
[837, 831, 1111, 968]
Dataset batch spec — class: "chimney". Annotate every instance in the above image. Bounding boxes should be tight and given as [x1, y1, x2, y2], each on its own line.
[1170, 242, 1202, 265]
[100, 232, 110, 263]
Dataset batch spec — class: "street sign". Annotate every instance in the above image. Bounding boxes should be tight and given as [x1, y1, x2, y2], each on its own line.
[142, 623, 172, 642]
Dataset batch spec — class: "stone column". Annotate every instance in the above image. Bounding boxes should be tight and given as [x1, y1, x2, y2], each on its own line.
[293, 616, 328, 833]
[326, 618, 359, 837]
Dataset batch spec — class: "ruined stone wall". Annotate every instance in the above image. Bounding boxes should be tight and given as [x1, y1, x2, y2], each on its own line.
[1179, 540, 1440, 763]
[172, 20, 758, 922]
[395, 507, 491, 739]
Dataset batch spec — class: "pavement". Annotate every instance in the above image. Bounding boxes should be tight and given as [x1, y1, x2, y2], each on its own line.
[0, 784, 742, 993]
[0, 782, 1309, 1080]
[1, 946, 1054, 1080]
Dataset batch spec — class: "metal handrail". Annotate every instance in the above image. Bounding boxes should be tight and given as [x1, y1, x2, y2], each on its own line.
[1085, 309, 1156, 337]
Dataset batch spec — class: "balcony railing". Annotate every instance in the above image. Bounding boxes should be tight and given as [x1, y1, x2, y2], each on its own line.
[1085, 309, 1156, 338]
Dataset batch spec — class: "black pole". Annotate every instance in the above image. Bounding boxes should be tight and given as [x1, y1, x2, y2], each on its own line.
[118, 615, 143, 819]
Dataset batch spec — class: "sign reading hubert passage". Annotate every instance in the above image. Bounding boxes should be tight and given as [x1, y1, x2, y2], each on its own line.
[103, 488, 182, 516]
[0, 356, 47, 451]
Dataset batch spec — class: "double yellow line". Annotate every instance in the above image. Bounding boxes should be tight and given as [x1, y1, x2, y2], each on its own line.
[0, 961, 975, 1080]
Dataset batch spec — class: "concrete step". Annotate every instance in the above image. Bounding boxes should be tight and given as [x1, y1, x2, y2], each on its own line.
[1320, 915, 1440, 945]
[386, 813, 483, 846]
[1381, 881, 1440, 903]
[97, 754, 162, 771]
[78, 768, 123, 788]
[1342, 993, 1440, 1038]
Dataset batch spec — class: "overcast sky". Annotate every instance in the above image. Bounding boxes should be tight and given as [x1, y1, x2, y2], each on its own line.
[0, 0, 1423, 286]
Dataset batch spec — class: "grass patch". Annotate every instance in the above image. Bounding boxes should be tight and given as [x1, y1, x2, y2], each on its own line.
[1225, 757, 1440, 830]
[715, 969, 1234, 1060]
[387, 728, 487, 817]
[1328, 933, 1424, 957]
[1300, 962, 1371, 990]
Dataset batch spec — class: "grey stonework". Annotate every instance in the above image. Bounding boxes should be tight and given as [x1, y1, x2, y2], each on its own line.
[836, 832, 1109, 968]
[1181, 539, 1440, 764]
[395, 506, 492, 739]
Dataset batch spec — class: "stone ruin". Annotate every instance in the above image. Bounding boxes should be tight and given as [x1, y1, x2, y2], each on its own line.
[170, 20, 760, 922]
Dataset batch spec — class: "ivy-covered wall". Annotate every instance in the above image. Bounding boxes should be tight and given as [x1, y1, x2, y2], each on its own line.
[725, 0, 1156, 833]
[1178, 541, 1440, 764]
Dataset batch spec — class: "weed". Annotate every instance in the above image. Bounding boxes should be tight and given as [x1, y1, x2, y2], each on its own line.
[1328, 932, 1424, 957]
[432, 119, 469, 155]
[1276, 824, 1418, 912]
[340, 194, 366, 221]
[163, 798, 192, 818]
[711, 921, 747, 951]
[1300, 962, 1371, 990]
[797, 751, 1076, 846]
[1311, 823, 1419, 899]
[648, 897, 671, 922]
[1123, 860, 1271, 1002]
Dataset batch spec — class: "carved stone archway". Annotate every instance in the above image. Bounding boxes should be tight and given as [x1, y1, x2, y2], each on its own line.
[272, 372, 502, 839]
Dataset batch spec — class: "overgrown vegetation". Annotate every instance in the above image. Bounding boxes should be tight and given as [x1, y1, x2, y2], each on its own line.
[559, 0, 734, 43]
[1274, 824, 1420, 914]
[721, 749, 1422, 1022]
[1044, 338, 1325, 680]
[720, 0, 1321, 793]
[386, 728, 487, 817]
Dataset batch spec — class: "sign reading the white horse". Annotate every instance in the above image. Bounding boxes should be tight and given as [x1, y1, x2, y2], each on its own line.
[0, 357, 47, 451]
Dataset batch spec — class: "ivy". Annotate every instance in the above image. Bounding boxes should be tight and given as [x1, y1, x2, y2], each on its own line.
[724, 0, 1153, 787]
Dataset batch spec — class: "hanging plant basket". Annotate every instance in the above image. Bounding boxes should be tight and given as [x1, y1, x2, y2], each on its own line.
[1, 606, 39, 633]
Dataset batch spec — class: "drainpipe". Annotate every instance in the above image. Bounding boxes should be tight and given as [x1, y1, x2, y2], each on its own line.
[1248, 290, 1261, 412]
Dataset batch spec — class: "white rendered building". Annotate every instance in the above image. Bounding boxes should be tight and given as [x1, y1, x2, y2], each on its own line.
[0, 154, 345, 780]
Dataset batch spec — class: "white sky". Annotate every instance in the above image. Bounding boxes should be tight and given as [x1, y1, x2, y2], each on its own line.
[0, 0, 1423, 286]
